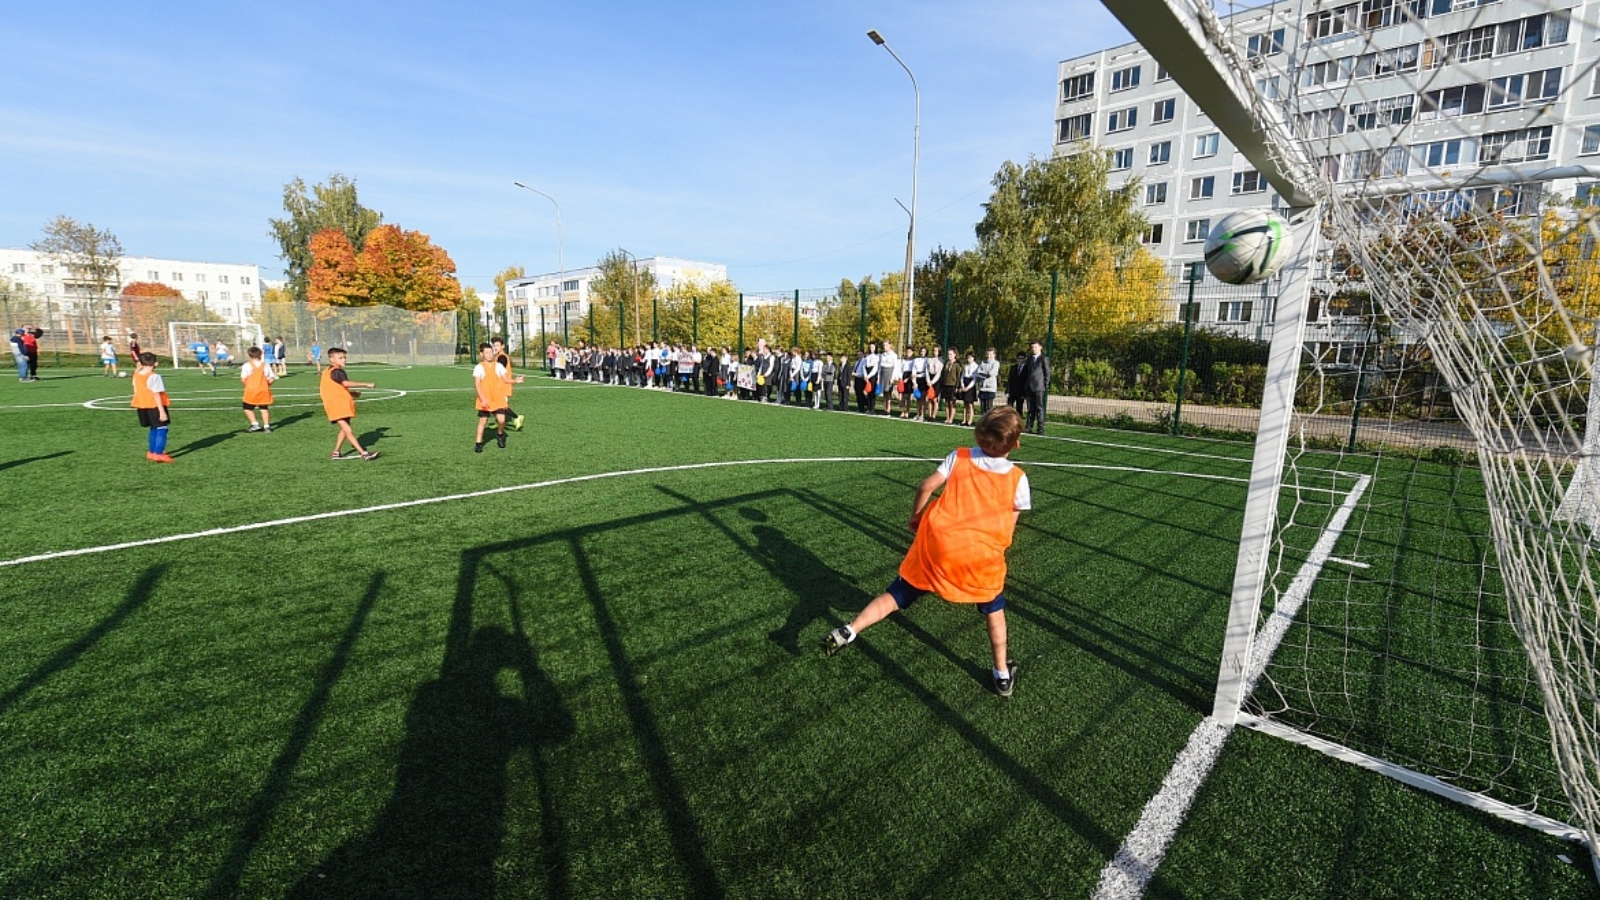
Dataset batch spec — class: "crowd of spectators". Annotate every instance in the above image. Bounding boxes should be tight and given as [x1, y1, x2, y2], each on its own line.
[542, 336, 1053, 431]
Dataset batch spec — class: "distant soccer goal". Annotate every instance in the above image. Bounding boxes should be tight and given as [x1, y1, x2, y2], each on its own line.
[166, 321, 265, 369]
[1098, 0, 1600, 884]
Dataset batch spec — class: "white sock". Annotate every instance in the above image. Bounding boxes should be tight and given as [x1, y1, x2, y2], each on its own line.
[840, 625, 856, 642]
[994, 667, 1009, 679]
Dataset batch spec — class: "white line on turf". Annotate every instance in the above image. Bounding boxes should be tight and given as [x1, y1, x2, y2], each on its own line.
[1091, 474, 1371, 900]
[0, 457, 1242, 569]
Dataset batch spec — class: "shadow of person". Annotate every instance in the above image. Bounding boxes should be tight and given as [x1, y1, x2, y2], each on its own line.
[169, 431, 237, 458]
[739, 507, 866, 656]
[357, 426, 391, 447]
[287, 625, 574, 900]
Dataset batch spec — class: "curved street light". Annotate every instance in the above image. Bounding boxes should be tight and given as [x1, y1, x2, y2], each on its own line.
[867, 28, 919, 352]
[512, 182, 564, 341]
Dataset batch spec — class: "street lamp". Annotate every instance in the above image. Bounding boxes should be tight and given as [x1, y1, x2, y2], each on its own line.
[618, 248, 641, 346]
[867, 28, 919, 352]
[512, 182, 564, 349]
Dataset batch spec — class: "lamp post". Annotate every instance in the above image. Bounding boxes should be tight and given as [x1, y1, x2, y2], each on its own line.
[512, 182, 563, 352]
[867, 28, 919, 353]
[618, 248, 641, 346]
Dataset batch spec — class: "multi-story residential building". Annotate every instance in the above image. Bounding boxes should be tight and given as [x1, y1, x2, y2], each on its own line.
[0, 247, 264, 326]
[507, 256, 728, 336]
[1055, 0, 1600, 346]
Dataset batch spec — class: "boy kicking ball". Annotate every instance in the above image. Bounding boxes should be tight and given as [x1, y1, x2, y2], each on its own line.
[319, 347, 379, 461]
[823, 406, 1031, 697]
[473, 342, 514, 452]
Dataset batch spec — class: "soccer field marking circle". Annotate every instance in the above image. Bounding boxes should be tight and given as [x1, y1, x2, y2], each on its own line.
[0, 457, 1238, 569]
[79, 387, 409, 412]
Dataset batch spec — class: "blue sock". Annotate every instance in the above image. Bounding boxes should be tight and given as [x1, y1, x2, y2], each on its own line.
[148, 429, 159, 453]
[154, 426, 169, 454]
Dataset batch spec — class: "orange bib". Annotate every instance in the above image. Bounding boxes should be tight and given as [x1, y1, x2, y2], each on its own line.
[899, 449, 1023, 603]
[320, 366, 355, 421]
[131, 369, 159, 409]
[242, 362, 273, 406]
[477, 363, 510, 411]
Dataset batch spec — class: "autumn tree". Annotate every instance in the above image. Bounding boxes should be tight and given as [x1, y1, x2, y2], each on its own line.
[119, 281, 223, 347]
[582, 250, 658, 346]
[269, 174, 383, 302]
[307, 225, 462, 312]
[493, 265, 525, 324]
[32, 215, 124, 311]
[1055, 245, 1173, 339]
[655, 279, 740, 347]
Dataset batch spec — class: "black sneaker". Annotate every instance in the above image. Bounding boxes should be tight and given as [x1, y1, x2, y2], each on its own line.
[994, 661, 1018, 698]
[474, 442, 484, 453]
[821, 626, 853, 657]
[496, 432, 507, 449]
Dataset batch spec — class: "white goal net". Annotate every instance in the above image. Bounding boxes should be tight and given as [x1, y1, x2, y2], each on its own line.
[1101, 0, 1600, 873]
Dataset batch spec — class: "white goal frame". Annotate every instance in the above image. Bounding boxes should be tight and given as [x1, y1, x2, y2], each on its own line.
[167, 321, 265, 369]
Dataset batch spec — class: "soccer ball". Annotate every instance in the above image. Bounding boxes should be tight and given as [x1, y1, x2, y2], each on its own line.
[118, 372, 128, 378]
[1204, 210, 1292, 285]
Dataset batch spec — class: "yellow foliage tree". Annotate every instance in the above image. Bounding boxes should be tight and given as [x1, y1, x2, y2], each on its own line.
[1056, 245, 1174, 340]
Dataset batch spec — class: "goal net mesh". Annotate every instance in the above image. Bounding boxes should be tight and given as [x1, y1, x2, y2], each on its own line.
[1142, 0, 1600, 850]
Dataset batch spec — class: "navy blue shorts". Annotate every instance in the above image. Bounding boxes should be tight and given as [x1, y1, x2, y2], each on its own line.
[886, 576, 1006, 615]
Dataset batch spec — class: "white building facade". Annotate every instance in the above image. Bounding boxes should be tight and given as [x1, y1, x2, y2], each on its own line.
[0, 247, 264, 325]
[506, 256, 728, 336]
[1055, 0, 1600, 342]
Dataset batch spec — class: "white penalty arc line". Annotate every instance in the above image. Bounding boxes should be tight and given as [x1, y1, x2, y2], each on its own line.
[0, 457, 1239, 569]
[1091, 474, 1371, 900]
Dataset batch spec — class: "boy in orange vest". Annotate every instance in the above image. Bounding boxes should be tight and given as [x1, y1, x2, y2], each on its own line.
[319, 347, 379, 460]
[130, 352, 174, 463]
[474, 342, 515, 452]
[823, 406, 1031, 697]
[240, 346, 277, 432]
[491, 337, 526, 431]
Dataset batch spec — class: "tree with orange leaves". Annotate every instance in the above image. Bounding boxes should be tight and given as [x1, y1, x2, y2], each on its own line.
[307, 224, 462, 312]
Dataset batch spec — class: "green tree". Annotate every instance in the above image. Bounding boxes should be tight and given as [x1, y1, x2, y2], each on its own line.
[31, 215, 124, 314]
[493, 265, 525, 322]
[582, 250, 657, 346]
[657, 280, 740, 347]
[269, 174, 383, 303]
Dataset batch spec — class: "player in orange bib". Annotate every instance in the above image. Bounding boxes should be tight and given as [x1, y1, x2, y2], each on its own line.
[473, 342, 516, 452]
[491, 336, 526, 431]
[319, 347, 379, 460]
[823, 406, 1031, 697]
[129, 352, 174, 462]
[240, 346, 277, 432]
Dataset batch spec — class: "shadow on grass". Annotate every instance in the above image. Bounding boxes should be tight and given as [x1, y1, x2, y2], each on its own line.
[357, 426, 391, 447]
[0, 564, 165, 719]
[0, 450, 73, 472]
[206, 572, 385, 900]
[170, 431, 238, 458]
[269, 411, 315, 430]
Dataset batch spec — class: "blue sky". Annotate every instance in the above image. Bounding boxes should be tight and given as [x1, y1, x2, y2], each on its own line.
[1, 0, 1134, 295]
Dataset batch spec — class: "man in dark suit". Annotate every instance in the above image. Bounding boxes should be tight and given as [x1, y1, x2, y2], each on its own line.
[1022, 340, 1051, 435]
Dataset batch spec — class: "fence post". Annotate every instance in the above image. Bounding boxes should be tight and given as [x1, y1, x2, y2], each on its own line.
[738, 293, 745, 356]
[693, 295, 699, 345]
[619, 297, 626, 347]
[517, 306, 527, 368]
[561, 303, 569, 345]
[792, 289, 800, 348]
[651, 292, 658, 343]
[1046, 271, 1058, 359]
[858, 283, 868, 351]
[1175, 262, 1200, 435]
[539, 307, 547, 369]
[943, 275, 952, 351]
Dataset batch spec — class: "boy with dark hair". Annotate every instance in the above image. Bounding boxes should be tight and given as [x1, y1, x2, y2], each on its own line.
[130, 352, 174, 462]
[319, 348, 378, 460]
[491, 337, 526, 430]
[241, 345, 277, 432]
[474, 342, 513, 452]
[824, 406, 1031, 697]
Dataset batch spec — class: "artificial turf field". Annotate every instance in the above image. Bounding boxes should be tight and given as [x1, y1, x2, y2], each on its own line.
[0, 363, 1594, 900]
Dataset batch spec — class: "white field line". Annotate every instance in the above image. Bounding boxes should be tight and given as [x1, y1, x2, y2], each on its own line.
[1326, 556, 1371, 569]
[1092, 473, 1371, 900]
[0, 457, 1236, 570]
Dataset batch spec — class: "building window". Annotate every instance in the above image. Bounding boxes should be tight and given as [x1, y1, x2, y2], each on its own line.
[243, 293, 254, 302]
[1108, 107, 1138, 133]
[1233, 170, 1267, 194]
[197, 291, 209, 301]
[1498, 12, 1569, 54]
[1307, 3, 1359, 40]
[11, 263, 24, 274]
[241, 276, 251, 285]
[147, 270, 159, 280]
[1355, 43, 1420, 78]
[219, 274, 229, 284]
[1061, 72, 1095, 102]
[1296, 108, 1346, 138]
[1191, 176, 1216, 199]
[195, 273, 206, 282]
[1347, 95, 1415, 131]
[1479, 126, 1553, 164]
[1058, 113, 1093, 143]
[562, 279, 579, 292]
[1415, 138, 1474, 167]
[172, 273, 183, 281]
[1419, 83, 1486, 120]
[1112, 147, 1135, 170]
[1580, 126, 1600, 156]
[1149, 140, 1172, 164]
[1302, 56, 1354, 88]
[1256, 76, 1282, 100]
[1488, 68, 1561, 109]
[1110, 65, 1142, 92]
[1345, 147, 1411, 180]
[1218, 301, 1254, 323]
[1194, 132, 1220, 158]
[1185, 218, 1212, 243]
[1142, 223, 1165, 245]
[1145, 182, 1168, 205]
[220, 291, 230, 302]
[1152, 98, 1176, 123]
[1155, 65, 1171, 82]
[40, 265, 53, 276]
[1246, 28, 1285, 59]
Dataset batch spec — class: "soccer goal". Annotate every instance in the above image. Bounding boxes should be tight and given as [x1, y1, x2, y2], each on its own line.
[166, 321, 265, 369]
[1096, 0, 1600, 884]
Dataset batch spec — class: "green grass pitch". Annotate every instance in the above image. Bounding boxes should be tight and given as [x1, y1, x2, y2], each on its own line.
[0, 364, 1594, 899]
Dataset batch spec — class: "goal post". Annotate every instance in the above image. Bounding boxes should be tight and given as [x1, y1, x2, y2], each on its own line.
[166, 321, 264, 369]
[1100, 0, 1600, 876]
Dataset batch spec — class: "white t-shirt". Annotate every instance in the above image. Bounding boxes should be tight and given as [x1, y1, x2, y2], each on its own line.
[472, 362, 508, 381]
[240, 360, 275, 383]
[936, 447, 1031, 511]
[146, 372, 166, 394]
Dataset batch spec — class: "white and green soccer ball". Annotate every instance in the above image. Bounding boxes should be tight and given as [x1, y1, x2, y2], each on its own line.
[1203, 210, 1292, 285]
